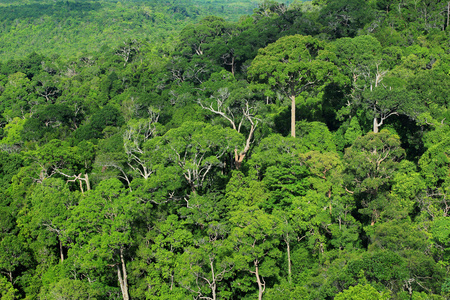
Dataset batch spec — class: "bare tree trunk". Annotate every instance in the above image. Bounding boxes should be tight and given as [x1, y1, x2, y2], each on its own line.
[447, 2, 450, 29]
[233, 122, 256, 169]
[254, 261, 265, 300]
[290, 95, 296, 138]
[84, 173, 90, 191]
[373, 102, 380, 133]
[286, 235, 292, 285]
[117, 248, 129, 300]
[210, 259, 217, 300]
[59, 237, 64, 263]
[231, 56, 235, 76]
[373, 117, 379, 133]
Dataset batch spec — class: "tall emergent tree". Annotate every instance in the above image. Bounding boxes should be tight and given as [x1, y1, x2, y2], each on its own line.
[248, 35, 343, 137]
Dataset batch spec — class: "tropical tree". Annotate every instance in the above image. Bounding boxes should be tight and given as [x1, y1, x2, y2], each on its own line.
[248, 34, 343, 137]
[66, 179, 137, 300]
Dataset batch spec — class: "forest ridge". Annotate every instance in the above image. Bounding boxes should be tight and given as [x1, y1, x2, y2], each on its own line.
[0, 0, 450, 299]
[0, 0, 267, 61]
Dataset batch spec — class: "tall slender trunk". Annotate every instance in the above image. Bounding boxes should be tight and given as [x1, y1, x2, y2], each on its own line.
[254, 260, 265, 300]
[59, 237, 64, 263]
[286, 236, 292, 284]
[231, 56, 235, 76]
[373, 103, 379, 133]
[84, 173, 90, 191]
[290, 95, 296, 138]
[447, 2, 450, 29]
[117, 248, 129, 300]
[210, 259, 217, 300]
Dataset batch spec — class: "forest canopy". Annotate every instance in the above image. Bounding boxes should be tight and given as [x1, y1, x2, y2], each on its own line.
[0, 0, 450, 299]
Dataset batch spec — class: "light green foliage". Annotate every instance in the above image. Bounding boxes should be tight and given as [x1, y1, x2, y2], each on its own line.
[419, 137, 450, 186]
[299, 150, 359, 251]
[0, 117, 25, 147]
[65, 178, 136, 298]
[388, 160, 425, 218]
[264, 281, 309, 300]
[335, 283, 390, 300]
[39, 275, 108, 299]
[249, 134, 302, 170]
[22, 139, 95, 191]
[291, 190, 331, 252]
[431, 218, 450, 268]
[0, 0, 259, 62]
[345, 130, 405, 187]
[225, 171, 268, 209]
[122, 113, 162, 180]
[296, 121, 336, 152]
[410, 291, 445, 300]
[161, 121, 242, 193]
[0, 72, 38, 120]
[0, 276, 18, 300]
[176, 222, 234, 299]
[17, 178, 78, 279]
[229, 205, 282, 298]
[134, 214, 192, 300]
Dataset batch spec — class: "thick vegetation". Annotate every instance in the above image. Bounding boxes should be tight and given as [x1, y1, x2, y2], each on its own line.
[0, 0, 450, 299]
[0, 0, 263, 61]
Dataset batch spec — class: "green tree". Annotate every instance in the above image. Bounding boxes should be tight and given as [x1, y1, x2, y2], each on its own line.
[0, 275, 18, 300]
[122, 111, 162, 181]
[66, 179, 137, 300]
[198, 72, 265, 168]
[176, 222, 234, 300]
[21, 178, 78, 264]
[417, 136, 450, 220]
[335, 283, 390, 300]
[23, 139, 95, 193]
[132, 214, 192, 300]
[229, 206, 281, 300]
[161, 121, 242, 194]
[248, 34, 343, 137]
[344, 130, 405, 225]
[319, 0, 375, 39]
[0, 72, 38, 120]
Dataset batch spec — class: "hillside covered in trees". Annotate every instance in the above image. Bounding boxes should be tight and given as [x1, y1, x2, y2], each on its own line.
[0, 0, 268, 61]
[0, 0, 450, 299]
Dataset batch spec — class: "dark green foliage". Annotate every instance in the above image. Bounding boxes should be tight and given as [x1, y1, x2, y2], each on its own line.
[319, 0, 375, 39]
[22, 104, 75, 142]
[1, 52, 45, 79]
[74, 105, 124, 141]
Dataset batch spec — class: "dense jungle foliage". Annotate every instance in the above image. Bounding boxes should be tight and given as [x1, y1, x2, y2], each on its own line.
[0, 0, 450, 299]
[0, 0, 267, 61]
